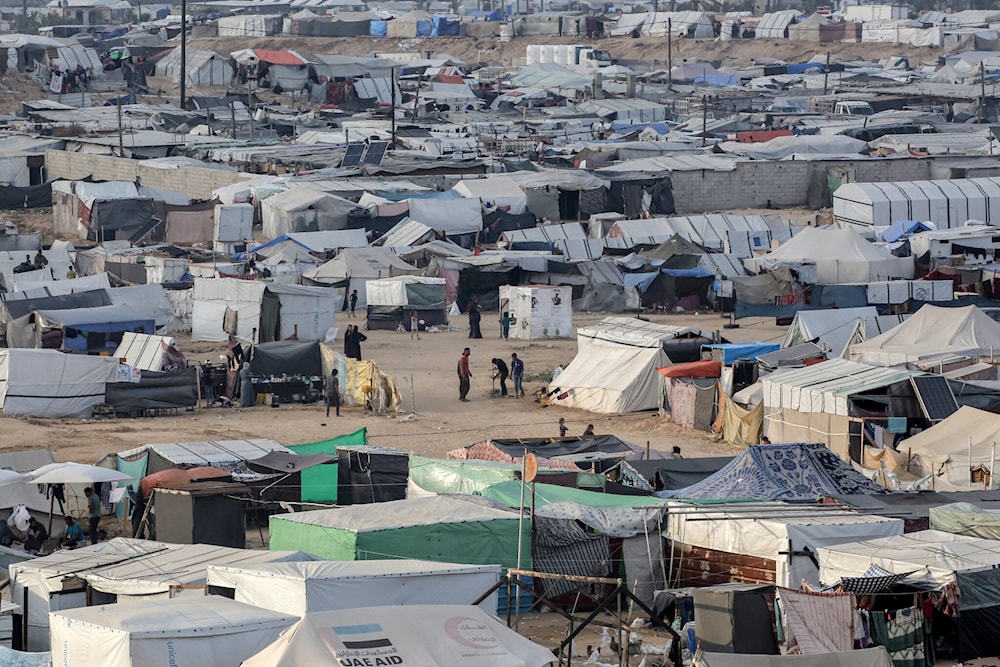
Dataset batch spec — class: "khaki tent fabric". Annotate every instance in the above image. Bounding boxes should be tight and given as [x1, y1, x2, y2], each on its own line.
[713, 385, 763, 447]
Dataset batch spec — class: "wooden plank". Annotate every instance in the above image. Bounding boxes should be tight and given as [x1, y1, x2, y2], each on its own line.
[669, 542, 777, 586]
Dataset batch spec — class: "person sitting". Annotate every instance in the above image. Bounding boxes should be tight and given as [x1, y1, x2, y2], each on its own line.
[33, 250, 48, 269]
[24, 517, 48, 554]
[61, 516, 85, 549]
[13, 255, 34, 274]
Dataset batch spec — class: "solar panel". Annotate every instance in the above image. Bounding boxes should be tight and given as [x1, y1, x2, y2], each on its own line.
[911, 375, 959, 422]
[362, 141, 388, 165]
[341, 143, 365, 167]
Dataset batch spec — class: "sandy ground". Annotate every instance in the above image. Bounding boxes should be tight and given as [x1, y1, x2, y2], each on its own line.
[0, 311, 787, 464]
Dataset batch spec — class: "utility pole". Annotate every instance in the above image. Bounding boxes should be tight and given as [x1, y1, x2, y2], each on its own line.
[248, 89, 253, 140]
[980, 61, 987, 123]
[390, 66, 397, 146]
[117, 100, 124, 157]
[823, 50, 830, 96]
[701, 95, 708, 148]
[667, 18, 672, 88]
[179, 0, 187, 108]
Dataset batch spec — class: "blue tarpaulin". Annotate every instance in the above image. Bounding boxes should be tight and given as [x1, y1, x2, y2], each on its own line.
[378, 190, 462, 202]
[696, 74, 741, 87]
[787, 62, 824, 74]
[610, 121, 670, 135]
[416, 19, 432, 35]
[624, 272, 658, 291]
[370, 20, 387, 35]
[431, 16, 460, 35]
[660, 267, 713, 278]
[877, 220, 932, 243]
[701, 343, 781, 364]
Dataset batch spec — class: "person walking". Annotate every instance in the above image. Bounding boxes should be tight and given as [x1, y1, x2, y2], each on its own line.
[558, 417, 568, 437]
[511, 353, 524, 398]
[349, 290, 359, 318]
[325, 368, 341, 417]
[410, 311, 421, 341]
[458, 347, 472, 402]
[85, 486, 101, 544]
[500, 311, 511, 339]
[492, 357, 509, 397]
[239, 362, 255, 407]
[348, 325, 367, 360]
[468, 299, 482, 339]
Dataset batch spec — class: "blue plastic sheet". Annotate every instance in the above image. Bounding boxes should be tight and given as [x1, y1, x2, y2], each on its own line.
[370, 20, 387, 36]
[701, 343, 781, 364]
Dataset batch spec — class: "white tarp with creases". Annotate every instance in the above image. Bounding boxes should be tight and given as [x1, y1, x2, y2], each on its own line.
[191, 277, 266, 342]
[549, 344, 668, 414]
[849, 305, 1000, 366]
[0, 349, 119, 418]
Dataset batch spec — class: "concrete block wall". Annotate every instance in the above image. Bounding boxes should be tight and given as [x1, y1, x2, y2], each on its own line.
[45, 150, 242, 200]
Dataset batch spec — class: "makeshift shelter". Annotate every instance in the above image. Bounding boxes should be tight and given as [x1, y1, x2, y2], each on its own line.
[576, 316, 711, 362]
[549, 345, 670, 414]
[834, 176, 1000, 229]
[51, 181, 156, 241]
[269, 495, 528, 568]
[365, 276, 447, 331]
[0, 349, 119, 419]
[693, 584, 780, 655]
[260, 188, 358, 238]
[662, 443, 887, 501]
[930, 502, 1000, 540]
[154, 47, 232, 87]
[498, 285, 572, 340]
[117, 438, 289, 477]
[302, 248, 420, 308]
[241, 605, 557, 667]
[667, 502, 903, 588]
[409, 454, 606, 497]
[658, 361, 720, 431]
[448, 435, 654, 470]
[7, 305, 154, 351]
[756, 10, 801, 38]
[818, 530, 1000, 661]
[782, 307, 906, 357]
[49, 597, 297, 666]
[611, 11, 714, 38]
[638, 266, 715, 310]
[744, 227, 914, 284]
[849, 305, 1000, 367]
[205, 560, 501, 615]
[453, 177, 528, 214]
[897, 406, 1000, 486]
[337, 445, 409, 504]
[286, 427, 367, 503]
[112, 331, 185, 372]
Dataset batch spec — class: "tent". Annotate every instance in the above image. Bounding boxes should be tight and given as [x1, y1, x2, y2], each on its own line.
[499, 285, 572, 340]
[302, 248, 420, 308]
[743, 228, 914, 284]
[117, 438, 289, 477]
[0, 349, 119, 419]
[658, 361, 720, 431]
[260, 188, 359, 238]
[782, 307, 907, 357]
[696, 648, 893, 667]
[269, 495, 527, 568]
[756, 10, 801, 38]
[576, 316, 711, 360]
[453, 177, 528, 215]
[49, 597, 296, 667]
[549, 345, 669, 414]
[930, 502, 1000, 540]
[242, 605, 557, 667]
[833, 176, 1000, 229]
[897, 406, 1000, 485]
[6, 305, 154, 351]
[818, 530, 1000, 661]
[365, 276, 447, 331]
[154, 47, 232, 87]
[849, 305, 1000, 366]
[661, 443, 887, 501]
[259, 284, 341, 343]
[205, 560, 501, 615]
[112, 331, 184, 372]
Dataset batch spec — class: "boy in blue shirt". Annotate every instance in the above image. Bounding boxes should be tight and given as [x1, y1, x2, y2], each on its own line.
[61, 516, 85, 549]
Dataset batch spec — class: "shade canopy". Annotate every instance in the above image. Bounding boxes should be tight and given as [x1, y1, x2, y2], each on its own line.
[30, 462, 131, 485]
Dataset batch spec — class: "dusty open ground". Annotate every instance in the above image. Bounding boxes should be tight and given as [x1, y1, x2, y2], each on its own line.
[0, 311, 787, 463]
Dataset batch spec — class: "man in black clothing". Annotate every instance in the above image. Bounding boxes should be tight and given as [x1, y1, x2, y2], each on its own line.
[468, 299, 483, 338]
[349, 290, 359, 318]
[491, 357, 509, 397]
[347, 325, 366, 360]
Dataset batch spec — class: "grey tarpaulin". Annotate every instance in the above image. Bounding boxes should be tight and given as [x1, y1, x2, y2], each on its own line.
[623, 531, 667, 610]
[532, 515, 612, 600]
[105, 367, 198, 413]
[249, 340, 322, 378]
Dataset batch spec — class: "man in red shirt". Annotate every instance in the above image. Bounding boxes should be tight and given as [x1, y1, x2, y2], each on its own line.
[458, 347, 472, 402]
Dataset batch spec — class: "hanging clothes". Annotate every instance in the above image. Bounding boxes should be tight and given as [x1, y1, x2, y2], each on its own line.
[779, 587, 855, 654]
[869, 606, 935, 667]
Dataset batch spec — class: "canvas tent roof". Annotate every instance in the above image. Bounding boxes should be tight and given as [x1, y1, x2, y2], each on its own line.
[548, 344, 669, 414]
[0, 349, 119, 419]
[577, 316, 709, 349]
[896, 406, 1000, 485]
[661, 443, 887, 501]
[782, 307, 907, 357]
[241, 605, 557, 667]
[302, 247, 419, 282]
[762, 358, 920, 416]
[453, 177, 527, 215]
[118, 438, 290, 474]
[849, 305, 1000, 366]
[744, 227, 914, 284]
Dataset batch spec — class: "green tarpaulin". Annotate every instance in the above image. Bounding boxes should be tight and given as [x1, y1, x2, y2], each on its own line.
[408, 455, 606, 496]
[480, 480, 670, 510]
[289, 427, 367, 502]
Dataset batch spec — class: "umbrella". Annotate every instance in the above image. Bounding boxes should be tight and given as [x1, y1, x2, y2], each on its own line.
[30, 462, 130, 485]
[0, 469, 30, 487]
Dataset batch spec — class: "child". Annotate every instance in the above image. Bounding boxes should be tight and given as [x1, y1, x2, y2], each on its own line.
[410, 311, 421, 341]
[500, 311, 511, 339]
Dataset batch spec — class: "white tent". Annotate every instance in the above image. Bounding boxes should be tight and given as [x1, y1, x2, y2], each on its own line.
[205, 560, 501, 616]
[576, 316, 709, 351]
[191, 277, 266, 343]
[242, 604, 557, 667]
[782, 307, 907, 357]
[848, 305, 1000, 366]
[49, 597, 297, 667]
[154, 47, 232, 86]
[756, 10, 802, 38]
[499, 285, 572, 340]
[407, 196, 483, 235]
[453, 178, 528, 215]
[260, 188, 358, 238]
[743, 227, 914, 284]
[894, 406, 1000, 485]
[833, 176, 1000, 229]
[302, 248, 420, 307]
[610, 11, 714, 38]
[0, 349, 119, 419]
[549, 344, 668, 414]
[263, 284, 341, 342]
[113, 331, 180, 371]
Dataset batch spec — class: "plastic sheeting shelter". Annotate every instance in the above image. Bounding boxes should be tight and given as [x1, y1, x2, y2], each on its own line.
[499, 285, 572, 340]
[154, 47, 232, 87]
[269, 495, 528, 569]
[260, 188, 358, 238]
[930, 502, 1000, 540]
[205, 560, 501, 615]
[576, 316, 711, 361]
[365, 276, 447, 331]
[49, 597, 297, 667]
[896, 406, 1000, 486]
[549, 345, 669, 414]
[303, 248, 420, 308]
[0, 349, 119, 419]
[7, 304, 154, 351]
[782, 307, 906, 357]
[833, 176, 1000, 229]
[849, 305, 1000, 366]
[453, 177, 528, 215]
[818, 530, 1000, 661]
[242, 605, 558, 667]
[610, 11, 714, 38]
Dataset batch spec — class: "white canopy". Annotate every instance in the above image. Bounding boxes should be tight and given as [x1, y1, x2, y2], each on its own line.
[896, 406, 1000, 485]
[549, 344, 668, 414]
[242, 604, 557, 667]
[453, 177, 528, 215]
[782, 307, 906, 357]
[849, 305, 1000, 366]
[577, 316, 708, 351]
[762, 358, 919, 416]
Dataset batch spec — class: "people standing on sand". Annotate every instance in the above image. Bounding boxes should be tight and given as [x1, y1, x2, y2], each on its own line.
[349, 290, 358, 318]
[239, 362, 255, 407]
[410, 311, 421, 341]
[500, 311, 511, 339]
[511, 353, 524, 398]
[347, 325, 367, 360]
[492, 357, 509, 397]
[559, 417, 568, 438]
[468, 299, 482, 339]
[458, 347, 472, 402]
[325, 368, 341, 417]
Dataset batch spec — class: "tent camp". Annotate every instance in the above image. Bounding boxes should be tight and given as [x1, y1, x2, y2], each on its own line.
[743, 227, 914, 284]
[301, 248, 420, 308]
[365, 276, 447, 330]
[499, 285, 572, 340]
[0, 349, 119, 419]
[453, 177, 528, 214]
[260, 188, 359, 238]
[576, 316, 711, 361]
[269, 495, 527, 568]
[818, 530, 1000, 661]
[833, 176, 1000, 229]
[549, 344, 669, 414]
[896, 406, 1000, 486]
[154, 47, 232, 86]
[205, 560, 501, 615]
[782, 307, 907, 357]
[6, 304, 154, 351]
[242, 605, 557, 667]
[849, 305, 1000, 366]
[49, 597, 296, 667]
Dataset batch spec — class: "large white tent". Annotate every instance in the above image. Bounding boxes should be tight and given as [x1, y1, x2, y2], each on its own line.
[0, 349, 119, 419]
[549, 344, 669, 414]
[896, 406, 1000, 485]
[49, 597, 297, 667]
[833, 176, 1000, 229]
[744, 227, 914, 284]
[453, 177, 528, 215]
[782, 307, 907, 357]
[260, 188, 358, 238]
[154, 47, 232, 86]
[242, 604, 558, 667]
[302, 248, 420, 308]
[205, 560, 501, 616]
[849, 305, 1000, 366]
